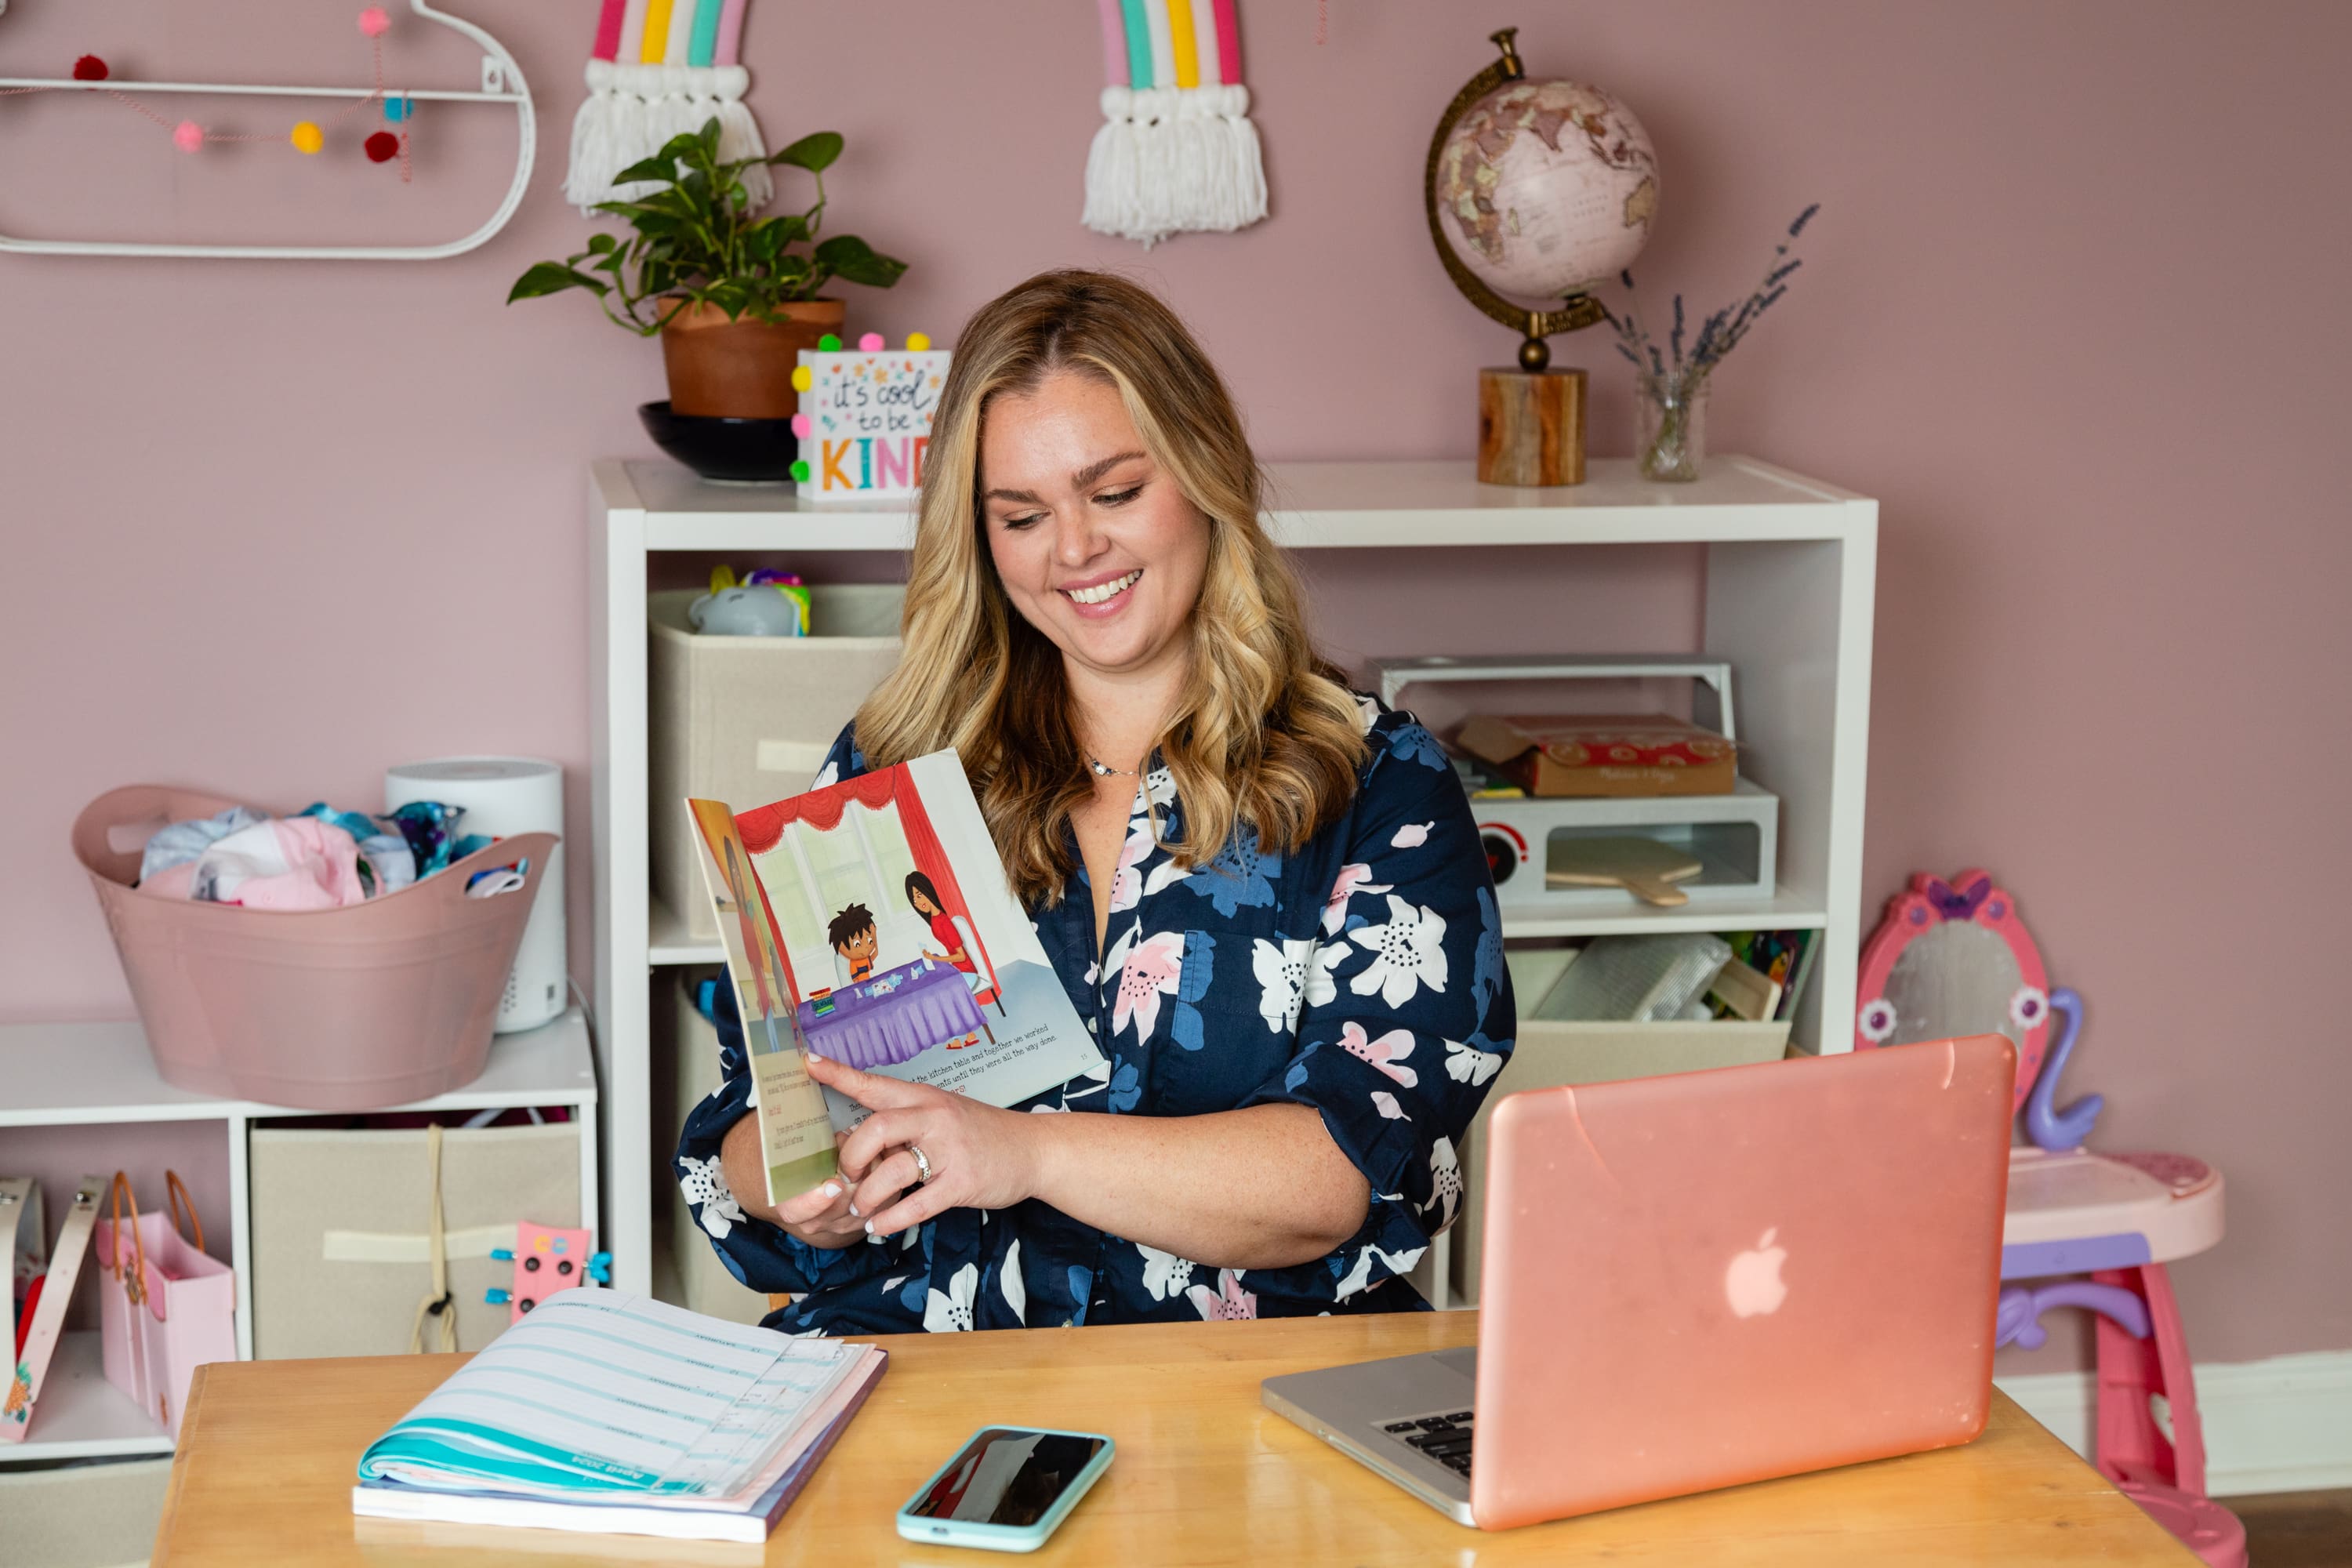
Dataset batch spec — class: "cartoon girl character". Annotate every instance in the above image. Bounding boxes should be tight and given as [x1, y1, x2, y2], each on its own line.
[906, 871, 983, 1048]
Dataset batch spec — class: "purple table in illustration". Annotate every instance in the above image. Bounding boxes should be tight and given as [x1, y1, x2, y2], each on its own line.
[797, 959, 986, 1069]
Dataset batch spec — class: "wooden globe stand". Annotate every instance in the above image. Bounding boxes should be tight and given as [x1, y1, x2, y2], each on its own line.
[1427, 27, 1604, 486]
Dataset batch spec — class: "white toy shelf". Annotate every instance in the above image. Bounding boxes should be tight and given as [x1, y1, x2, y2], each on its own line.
[590, 456, 1880, 1308]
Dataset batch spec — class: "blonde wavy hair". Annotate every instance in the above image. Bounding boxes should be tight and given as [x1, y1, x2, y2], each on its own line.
[853, 270, 1368, 907]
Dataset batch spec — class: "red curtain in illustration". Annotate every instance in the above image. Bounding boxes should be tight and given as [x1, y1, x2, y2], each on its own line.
[735, 764, 1000, 997]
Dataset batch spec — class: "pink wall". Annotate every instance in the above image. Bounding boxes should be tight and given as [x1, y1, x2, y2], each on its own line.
[3, 2, 2346, 1369]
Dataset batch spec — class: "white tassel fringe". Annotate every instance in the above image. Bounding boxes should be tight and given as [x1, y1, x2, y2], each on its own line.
[1082, 82, 1266, 245]
[565, 60, 772, 214]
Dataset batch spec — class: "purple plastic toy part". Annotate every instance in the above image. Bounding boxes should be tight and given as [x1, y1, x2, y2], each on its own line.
[2003, 1233, 2152, 1279]
[1996, 1281, 2151, 1350]
[2025, 986, 2103, 1152]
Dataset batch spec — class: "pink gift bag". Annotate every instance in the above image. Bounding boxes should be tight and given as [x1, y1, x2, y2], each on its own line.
[95, 1172, 235, 1441]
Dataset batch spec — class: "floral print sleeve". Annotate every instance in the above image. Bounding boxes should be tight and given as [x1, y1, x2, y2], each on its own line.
[1232, 710, 1515, 1309]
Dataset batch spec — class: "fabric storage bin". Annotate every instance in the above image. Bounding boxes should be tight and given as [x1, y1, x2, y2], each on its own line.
[656, 970, 780, 1326]
[649, 585, 905, 941]
[72, 785, 555, 1110]
[0, 1456, 172, 1568]
[248, 1121, 581, 1359]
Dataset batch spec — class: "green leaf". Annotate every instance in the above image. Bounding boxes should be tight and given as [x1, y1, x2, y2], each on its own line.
[585, 231, 619, 254]
[769, 132, 843, 172]
[506, 263, 608, 303]
[698, 117, 724, 155]
[608, 153, 681, 187]
[813, 235, 908, 289]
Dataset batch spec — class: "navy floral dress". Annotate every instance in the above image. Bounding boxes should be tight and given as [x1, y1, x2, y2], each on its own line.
[673, 696, 1515, 1335]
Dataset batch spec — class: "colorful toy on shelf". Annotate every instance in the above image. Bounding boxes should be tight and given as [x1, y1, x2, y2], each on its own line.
[484, 1221, 610, 1323]
[1854, 872, 2243, 1568]
[0, 1, 535, 262]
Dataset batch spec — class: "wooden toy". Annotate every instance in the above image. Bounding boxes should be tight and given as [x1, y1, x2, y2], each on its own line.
[483, 1222, 610, 1323]
[1545, 837, 1703, 906]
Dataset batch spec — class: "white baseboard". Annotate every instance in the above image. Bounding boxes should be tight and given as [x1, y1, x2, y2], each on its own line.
[1997, 1347, 2352, 1497]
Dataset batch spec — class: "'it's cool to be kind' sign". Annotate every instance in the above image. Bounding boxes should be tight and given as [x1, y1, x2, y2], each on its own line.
[790, 335, 949, 502]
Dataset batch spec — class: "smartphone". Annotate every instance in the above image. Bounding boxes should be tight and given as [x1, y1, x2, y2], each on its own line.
[895, 1425, 1115, 1552]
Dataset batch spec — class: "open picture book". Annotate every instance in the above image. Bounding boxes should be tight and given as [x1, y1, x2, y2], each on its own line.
[686, 749, 1105, 1207]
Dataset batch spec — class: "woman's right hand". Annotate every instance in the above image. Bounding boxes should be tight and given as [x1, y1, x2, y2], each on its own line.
[718, 1111, 866, 1250]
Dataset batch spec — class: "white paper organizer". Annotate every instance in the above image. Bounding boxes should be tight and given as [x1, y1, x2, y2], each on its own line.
[0, 0, 532, 261]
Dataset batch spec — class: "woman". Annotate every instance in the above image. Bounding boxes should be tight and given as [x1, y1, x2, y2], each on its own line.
[905, 871, 984, 1047]
[677, 270, 1514, 1334]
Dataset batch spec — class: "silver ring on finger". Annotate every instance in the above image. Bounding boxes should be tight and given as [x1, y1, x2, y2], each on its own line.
[909, 1143, 935, 1186]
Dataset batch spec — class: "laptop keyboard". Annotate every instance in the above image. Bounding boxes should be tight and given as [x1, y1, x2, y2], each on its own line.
[1381, 1410, 1475, 1478]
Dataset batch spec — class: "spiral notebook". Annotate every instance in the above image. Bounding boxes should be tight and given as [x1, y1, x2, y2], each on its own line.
[352, 1292, 885, 1543]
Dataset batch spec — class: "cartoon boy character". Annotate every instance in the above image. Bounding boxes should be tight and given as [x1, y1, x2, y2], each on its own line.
[829, 903, 880, 985]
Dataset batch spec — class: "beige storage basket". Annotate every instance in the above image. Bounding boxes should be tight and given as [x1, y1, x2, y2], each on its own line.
[1441, 1016, 1793, 1306]
[0, 1457, 172, 1568]
[654, 970, 781, 1325]
[248, 1121, 582, 1359]
[648, 585, 905, 942]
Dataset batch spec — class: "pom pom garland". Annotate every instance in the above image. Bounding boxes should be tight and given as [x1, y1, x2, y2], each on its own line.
[817, 333, 842, 351]
[27, 9, 418, 180]
[858, 332, 884, 351]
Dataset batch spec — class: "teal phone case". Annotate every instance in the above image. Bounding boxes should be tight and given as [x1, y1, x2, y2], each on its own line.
[894, 1426, 1116, 1552]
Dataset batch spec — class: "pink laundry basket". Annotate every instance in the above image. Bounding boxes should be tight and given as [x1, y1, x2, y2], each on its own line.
[73, 785, 557, 1111]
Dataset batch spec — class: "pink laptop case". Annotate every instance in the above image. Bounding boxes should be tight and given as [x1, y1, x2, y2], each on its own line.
[1472, 1034, 2016, 1530]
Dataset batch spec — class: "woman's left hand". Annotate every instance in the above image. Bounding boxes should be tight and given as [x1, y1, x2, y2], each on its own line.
[803, 1051, 1044, 1240]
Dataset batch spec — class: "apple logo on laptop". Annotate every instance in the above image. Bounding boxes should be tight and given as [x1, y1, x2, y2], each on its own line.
[1725, 1229, 1789, 1317]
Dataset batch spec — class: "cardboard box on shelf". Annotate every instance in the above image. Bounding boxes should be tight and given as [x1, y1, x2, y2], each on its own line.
[1454, 713, 1737, 798]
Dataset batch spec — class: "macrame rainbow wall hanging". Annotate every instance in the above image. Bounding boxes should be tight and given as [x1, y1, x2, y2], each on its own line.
[1084, 0, 1267, 245]
[565, 0, 769, 212]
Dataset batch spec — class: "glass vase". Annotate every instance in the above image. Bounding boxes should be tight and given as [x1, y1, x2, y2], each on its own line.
[1636, 373, 1709, 483]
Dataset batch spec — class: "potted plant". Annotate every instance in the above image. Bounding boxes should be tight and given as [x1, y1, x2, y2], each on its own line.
[508, 119, 907, 421]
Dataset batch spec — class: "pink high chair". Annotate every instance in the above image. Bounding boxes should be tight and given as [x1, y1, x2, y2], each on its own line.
[1857, 871, 2245, 1568]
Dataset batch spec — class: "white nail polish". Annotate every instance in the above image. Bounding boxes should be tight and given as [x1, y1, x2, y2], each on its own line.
[822, 1183, 841, 1199]
[862, 1219, 874, 1235]
[848, 1200, 860, 1216]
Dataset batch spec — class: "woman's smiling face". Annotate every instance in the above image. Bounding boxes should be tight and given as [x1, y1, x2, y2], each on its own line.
[979, 369, 1210, 690]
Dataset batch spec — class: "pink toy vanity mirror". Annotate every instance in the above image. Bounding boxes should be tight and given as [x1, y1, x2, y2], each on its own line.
[1854, 869, 2053, 1116]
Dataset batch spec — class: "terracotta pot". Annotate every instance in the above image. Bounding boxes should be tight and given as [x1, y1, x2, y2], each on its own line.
[659, 297, 845, 419]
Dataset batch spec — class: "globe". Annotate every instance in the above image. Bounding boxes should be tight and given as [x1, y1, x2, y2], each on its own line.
[1434, 76, 1659, 307]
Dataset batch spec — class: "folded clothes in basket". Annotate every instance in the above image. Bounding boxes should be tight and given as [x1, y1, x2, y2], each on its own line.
[134, 798, 494, 909]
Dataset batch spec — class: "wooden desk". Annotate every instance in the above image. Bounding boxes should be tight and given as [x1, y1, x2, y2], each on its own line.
[154, 1314, 2194, 1566]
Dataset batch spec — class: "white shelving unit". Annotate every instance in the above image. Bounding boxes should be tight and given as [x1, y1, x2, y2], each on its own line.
[0, 1011, 597, 1464]
[592, 456, 1877, 1300]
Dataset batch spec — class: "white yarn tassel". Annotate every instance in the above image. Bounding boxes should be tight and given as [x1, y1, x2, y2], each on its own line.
[1083, 85, 1145, 241]
[564, 58, 622, 211]
[1081, 82, 1265, 244]
[1131, 86, 1178, 247]
[710, 64, 773, 209]
[1214, 84, 1268, 232]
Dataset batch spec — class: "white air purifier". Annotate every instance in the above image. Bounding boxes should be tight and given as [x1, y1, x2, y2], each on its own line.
[386, 757, 567, 1034]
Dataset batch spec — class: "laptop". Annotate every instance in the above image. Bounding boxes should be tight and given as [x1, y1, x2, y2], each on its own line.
[1262, 1033, 2016, 1530]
